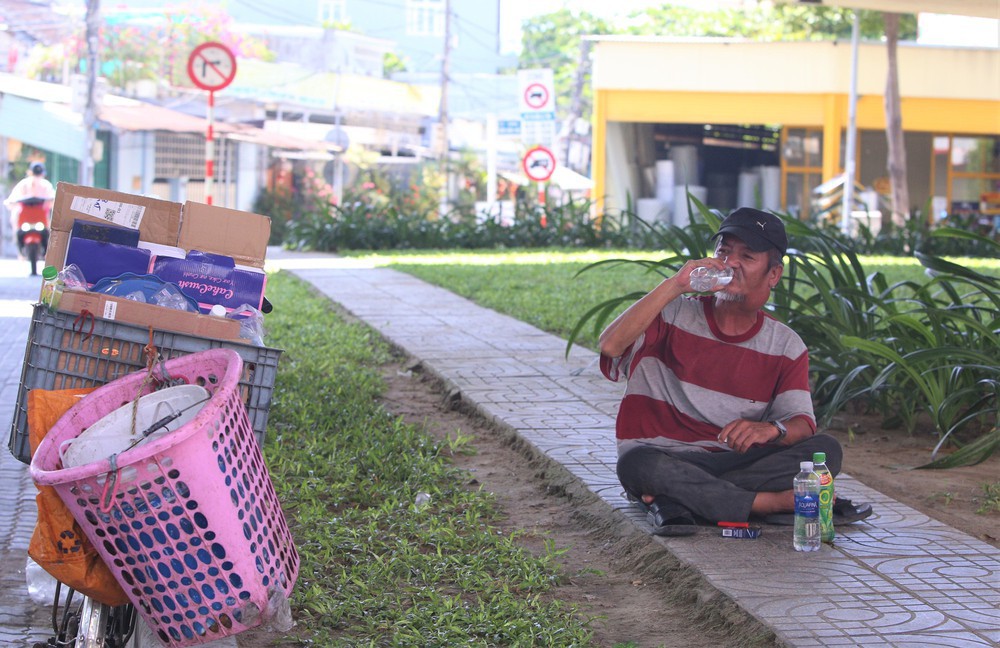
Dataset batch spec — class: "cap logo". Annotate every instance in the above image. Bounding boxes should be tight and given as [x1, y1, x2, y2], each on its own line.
[756, 220, 766, 230]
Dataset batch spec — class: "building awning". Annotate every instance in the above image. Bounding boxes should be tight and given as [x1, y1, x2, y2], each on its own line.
[98, 103, 331, 152]
[99, 103, 214, 134]
[502, 166, 593, 191]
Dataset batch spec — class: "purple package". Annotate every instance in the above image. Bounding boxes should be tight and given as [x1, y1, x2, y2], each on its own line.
[151, 250, 266, 314]
[65, 238, 151, 287]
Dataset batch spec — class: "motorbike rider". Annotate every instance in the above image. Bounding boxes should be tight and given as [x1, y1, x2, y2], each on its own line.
[5, 162, 55, 255]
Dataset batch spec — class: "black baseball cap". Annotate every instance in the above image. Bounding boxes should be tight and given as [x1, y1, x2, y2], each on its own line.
[711, 207, 787, 256]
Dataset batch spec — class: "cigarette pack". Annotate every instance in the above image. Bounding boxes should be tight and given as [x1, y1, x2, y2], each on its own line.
[720, 526, 762, 539]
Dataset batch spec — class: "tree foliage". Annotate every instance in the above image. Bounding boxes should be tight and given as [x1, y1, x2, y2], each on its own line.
[26, 3, 271, 91]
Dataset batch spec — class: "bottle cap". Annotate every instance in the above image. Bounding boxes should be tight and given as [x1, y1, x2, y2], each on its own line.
[813, 452, 826, 463]
[209, 304, 227, 317]
[42, 266, 58, 280]
[800, 461, 814, 471]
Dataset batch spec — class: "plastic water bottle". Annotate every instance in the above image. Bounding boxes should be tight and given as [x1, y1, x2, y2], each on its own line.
[689, 266, 734, 292]
[813, 452, 835, 543]
[40, 265, 64, 312]
[793, 461, 821, 552]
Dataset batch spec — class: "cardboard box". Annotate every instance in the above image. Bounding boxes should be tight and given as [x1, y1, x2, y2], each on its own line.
[45, 183, 270, 341]
[47, 183, 270, 269]
[58, 289, 242, 341]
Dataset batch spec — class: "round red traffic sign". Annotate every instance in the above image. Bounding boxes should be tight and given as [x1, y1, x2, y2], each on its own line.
[187, 42, 237, 92]
[522, 146, 556, 182]
[523, 83, 549, 110]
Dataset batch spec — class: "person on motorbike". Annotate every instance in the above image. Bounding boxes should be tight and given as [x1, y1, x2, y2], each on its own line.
[5, 162, 55, 264]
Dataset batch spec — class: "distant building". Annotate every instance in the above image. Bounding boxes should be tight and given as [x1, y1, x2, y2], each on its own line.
[589, 36, 1000, 228]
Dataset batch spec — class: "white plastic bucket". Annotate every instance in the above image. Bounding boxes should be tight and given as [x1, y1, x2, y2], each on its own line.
[60, 385, 210, 468]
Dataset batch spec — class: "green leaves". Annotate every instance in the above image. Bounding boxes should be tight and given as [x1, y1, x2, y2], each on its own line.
[563, 204, 1000, 466]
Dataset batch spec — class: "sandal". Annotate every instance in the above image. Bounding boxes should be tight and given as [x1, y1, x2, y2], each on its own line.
[625, 493, 698, 537]
[763, 497, 873, 526]
[832, 498, 874, 524]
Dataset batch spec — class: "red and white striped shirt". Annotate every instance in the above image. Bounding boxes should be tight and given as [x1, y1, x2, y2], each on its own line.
[601, 295, 816, 455]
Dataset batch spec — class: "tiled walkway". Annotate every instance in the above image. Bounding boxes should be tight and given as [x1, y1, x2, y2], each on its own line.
[2, 252, 998, 647]
[279, 252, 999, 648]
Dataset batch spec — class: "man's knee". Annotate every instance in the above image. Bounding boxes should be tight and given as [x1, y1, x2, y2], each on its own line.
[804, 433, 843, 475]
[617, 446, 669, 491]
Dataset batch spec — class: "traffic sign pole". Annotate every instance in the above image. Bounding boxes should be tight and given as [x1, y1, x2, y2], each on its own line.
[187, 42, 236, 206]
[206, 90, 215, 205]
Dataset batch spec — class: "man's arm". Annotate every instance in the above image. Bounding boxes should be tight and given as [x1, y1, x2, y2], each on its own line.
[716, 415, 813, 454]
[599, 258, 727, 358]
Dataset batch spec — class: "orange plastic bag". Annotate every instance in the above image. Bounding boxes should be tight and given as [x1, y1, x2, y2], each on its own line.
[27, 387, 129, 607]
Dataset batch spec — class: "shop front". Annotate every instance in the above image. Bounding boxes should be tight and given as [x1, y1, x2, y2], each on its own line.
[590, 37, 999, 229]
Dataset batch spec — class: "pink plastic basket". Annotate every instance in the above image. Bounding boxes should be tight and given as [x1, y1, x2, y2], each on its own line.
[30, 349, 299, 647]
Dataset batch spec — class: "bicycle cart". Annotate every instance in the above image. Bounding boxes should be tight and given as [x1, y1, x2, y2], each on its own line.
[12, 306, 294, 647]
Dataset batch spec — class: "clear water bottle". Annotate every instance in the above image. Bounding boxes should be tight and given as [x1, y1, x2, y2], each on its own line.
[793, 461, 821, 552]
[813, 452, 835, 543]
[689, 266, 734, 292]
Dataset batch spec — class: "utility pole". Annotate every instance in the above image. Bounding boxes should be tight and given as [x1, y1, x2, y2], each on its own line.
[438, 0, 451, 215]
[841, 10, 859, 235]
[563, 39, 590, 170]
[80, 0, 100, 186]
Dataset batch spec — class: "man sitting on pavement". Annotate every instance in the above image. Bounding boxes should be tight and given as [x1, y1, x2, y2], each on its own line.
[599, 207, 872, 535]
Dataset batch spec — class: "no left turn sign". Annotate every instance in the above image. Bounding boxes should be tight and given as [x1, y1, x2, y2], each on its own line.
[522, 146, 556, 183]
[187, 42, 237, 92]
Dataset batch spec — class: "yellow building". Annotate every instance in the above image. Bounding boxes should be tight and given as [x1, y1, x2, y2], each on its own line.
[590, 37, 1000, 227]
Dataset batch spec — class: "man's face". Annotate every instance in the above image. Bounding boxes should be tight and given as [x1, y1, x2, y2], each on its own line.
[713, 235, 782, 308]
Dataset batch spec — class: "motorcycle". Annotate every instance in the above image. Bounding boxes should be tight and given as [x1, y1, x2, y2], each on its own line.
[14, 196, 51, 276]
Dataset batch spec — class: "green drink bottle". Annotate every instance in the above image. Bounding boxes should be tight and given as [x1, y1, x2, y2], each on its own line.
[813, 452, 835, 543]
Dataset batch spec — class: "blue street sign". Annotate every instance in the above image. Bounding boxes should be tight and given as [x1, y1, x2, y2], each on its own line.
[498, 120, 521, 136]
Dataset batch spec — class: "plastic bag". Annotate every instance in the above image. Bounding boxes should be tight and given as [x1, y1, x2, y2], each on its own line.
[25, 556, 60, 605]
[59, 264, 89, 291]
[228, 304, 266, 346]
[151, 283, 198, 312]
[27, 387, 129, 607]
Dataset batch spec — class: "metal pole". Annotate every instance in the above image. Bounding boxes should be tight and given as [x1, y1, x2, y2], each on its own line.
[841, 10, 860, 234]
[80, 0, 100, 186]
[486, 113, 497, 206]
[205, 90, 215, 205]
[438, 0, 451, 216]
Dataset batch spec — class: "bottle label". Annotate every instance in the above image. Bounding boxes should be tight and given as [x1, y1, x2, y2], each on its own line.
[795, 494, 818, 518]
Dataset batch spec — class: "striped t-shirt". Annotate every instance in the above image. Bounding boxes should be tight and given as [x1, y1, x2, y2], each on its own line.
[601, 296, 816, 455]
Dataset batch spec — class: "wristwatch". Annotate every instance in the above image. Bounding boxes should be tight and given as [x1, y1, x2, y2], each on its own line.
[769, 419, 787, 443]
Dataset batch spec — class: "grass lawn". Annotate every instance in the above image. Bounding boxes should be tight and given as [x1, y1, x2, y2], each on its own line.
[263, 271, 596, 645]
[341, 249, 1000, 351]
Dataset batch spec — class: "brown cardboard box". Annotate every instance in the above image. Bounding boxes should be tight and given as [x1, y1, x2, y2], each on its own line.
[58, 290, 242, 341]
[44, 183, 270, 341]
[46, 183, 270, 270]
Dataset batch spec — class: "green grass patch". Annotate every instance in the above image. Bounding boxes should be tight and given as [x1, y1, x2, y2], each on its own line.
[977, 482, 1000, 515]
[344, 249, 1000, 353]
[263, 270, 596, 646]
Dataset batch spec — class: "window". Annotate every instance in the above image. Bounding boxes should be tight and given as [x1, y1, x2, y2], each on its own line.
[406, 0, 445, 37]
[781, 127, 824, 220]
[319, 0, 347, 25]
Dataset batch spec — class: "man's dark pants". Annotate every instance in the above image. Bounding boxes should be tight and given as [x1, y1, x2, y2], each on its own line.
[617, 434, 842, 523]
